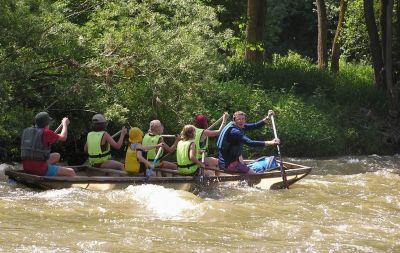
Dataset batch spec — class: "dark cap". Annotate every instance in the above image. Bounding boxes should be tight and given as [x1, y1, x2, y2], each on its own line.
[35, 112, 53, 128]
[194, 114, 208, 129]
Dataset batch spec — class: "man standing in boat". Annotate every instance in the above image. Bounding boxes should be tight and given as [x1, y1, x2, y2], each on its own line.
[217, 110, 280, 173]
[21, 112, 76, 176]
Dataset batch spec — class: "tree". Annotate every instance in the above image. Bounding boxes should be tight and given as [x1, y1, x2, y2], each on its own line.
[331, 0, 347, 72]
[316, 0, 328, 69]
[384, 0, 397, 116]
[363, 0, 384, 88]
[244, 0, 267, 62]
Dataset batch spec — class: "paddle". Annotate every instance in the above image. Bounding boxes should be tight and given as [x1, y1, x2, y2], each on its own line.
[270, 115, 289, 189]
[207, 114, 224, 130]
[54, 123, 63, 133]
[111, 130, 122, 138]
[198, 150, 205, 183]
[146, 146, 163, 179]
[161, 134, 177, 138]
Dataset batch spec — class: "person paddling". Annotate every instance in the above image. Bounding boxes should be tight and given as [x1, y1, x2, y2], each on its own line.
[124, 127, 164, 175]
[142, 120, 179, 170]
[21, 112, 76, 176]
[84, 114, 127, 170]
[217, 110, 280, 173]
[193, 112, 229, 168]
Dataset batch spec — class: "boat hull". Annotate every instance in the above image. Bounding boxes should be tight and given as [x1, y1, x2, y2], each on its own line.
[5, 161, 311, 191]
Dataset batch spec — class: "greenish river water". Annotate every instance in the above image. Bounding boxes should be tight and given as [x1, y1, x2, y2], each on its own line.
[0, 156, 399, 252]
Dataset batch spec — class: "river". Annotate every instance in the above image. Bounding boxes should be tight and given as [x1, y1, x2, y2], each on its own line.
[0, 155, 399, 252]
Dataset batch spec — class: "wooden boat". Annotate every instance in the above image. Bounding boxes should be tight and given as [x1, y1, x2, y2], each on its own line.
[4, 161, 311, 191]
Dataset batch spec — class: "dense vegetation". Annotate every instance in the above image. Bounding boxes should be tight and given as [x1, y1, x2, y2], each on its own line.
[0, 0, 399, 163]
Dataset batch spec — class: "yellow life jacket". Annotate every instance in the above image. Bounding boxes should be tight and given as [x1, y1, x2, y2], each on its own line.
[194, 127, 209, 159]
[176, 140, 198, 175]
[87, 131, 111, 166]
[124, 143, 141, 173]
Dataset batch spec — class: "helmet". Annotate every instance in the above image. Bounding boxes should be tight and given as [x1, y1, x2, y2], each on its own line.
[35, 112, 53, 128]
[92, 114, 107, 124]
[129, 127, 144, 143]
[194, 114, 208, 129]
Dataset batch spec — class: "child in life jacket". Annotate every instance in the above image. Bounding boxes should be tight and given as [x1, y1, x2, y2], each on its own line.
[84, 114, 127, 170]
[124, 127, 164, 174]
[142, 120, 179, 170]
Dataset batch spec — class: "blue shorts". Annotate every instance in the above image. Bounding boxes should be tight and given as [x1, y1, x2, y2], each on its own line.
[45, 164, 59, 176]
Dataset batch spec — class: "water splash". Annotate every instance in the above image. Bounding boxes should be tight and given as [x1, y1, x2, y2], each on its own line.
[125, 184, 202, 220]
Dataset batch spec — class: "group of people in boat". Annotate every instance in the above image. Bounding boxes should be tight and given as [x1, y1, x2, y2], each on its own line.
[20, 110, 280, 177]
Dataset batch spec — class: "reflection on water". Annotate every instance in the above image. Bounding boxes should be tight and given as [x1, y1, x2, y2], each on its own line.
[0, 156, 399, 252]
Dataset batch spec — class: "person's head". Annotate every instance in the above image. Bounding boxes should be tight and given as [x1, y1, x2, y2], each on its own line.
[180, 125, 196, 140]
[35, 112, 53, 128]
[129, 127, 144, 143]
[194, 114, 208, 129]
[92, 114, 107, 131]
[233, 111, 246, 128]
[148, 120, 164, 135]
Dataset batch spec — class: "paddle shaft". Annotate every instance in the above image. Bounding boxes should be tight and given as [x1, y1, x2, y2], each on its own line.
[147, 147, 163, 177]
[54, 123, 63, 133]
[207, 115, 224, 130]
[161, 134, 176, 138]
[111, 130, 122, 138]
[271, 115, 289, 189]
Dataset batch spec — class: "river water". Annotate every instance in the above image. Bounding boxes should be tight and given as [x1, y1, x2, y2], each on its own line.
[0, 155, 399, 252]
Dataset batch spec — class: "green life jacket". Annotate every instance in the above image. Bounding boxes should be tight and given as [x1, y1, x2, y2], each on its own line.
[20, 127, 50, 161]
[194, 127, 208, 159]
[142, 133, 163, 166]
[87, 131, 111, 166]
[176, 140, 198, 175]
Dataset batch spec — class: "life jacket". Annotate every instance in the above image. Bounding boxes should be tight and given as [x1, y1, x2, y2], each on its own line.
[176, 140, 198, 175]
[87, 131, 111, 166]
[20, 127, 50, 161]
[124, 143, 141, 173]
[142, 133, 163, 166]
[194, 127, 208, 159]
[216, 122, 242, 166]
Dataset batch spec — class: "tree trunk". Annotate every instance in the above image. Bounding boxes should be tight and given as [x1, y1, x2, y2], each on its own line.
[385, 0, 398, 116]
[244, 0, 267, 63]
[316, 0, 328, 69]
[363, 0, 384, 88]
[331, 0, 347, 73]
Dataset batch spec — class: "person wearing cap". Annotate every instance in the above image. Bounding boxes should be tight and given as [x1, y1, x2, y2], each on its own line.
[142, 120, 179, 170]
[193, 112, 229, 168]
[21, 112, 76, 176]
[84, 114, 127, 170]
[124, 127, 164, 174]
[216, 110, 280, 174]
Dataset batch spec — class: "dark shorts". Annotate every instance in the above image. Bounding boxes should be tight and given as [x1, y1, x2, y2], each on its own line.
[225, 161, 250, 173]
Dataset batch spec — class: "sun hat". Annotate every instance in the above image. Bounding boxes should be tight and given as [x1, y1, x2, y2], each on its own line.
[92, 114, 107, 124]
[129, 127, 144, 143]
[35, 112, 53, 128]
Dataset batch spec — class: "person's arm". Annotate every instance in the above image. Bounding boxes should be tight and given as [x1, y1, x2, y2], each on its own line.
[161, 136, 180, 153]
[136, 149, 153, 168]
[104, 126, 127, 150]
[189, 143, 205, 169]
[202, 112, 229, 139]
[142, 142, 163, 151]
[84, 142, 88, 153]
[230, 128, 264, 147]
[57, 117, 70, 141]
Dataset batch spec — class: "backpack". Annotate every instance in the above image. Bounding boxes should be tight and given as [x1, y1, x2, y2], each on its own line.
[248, 156, 278, 173]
